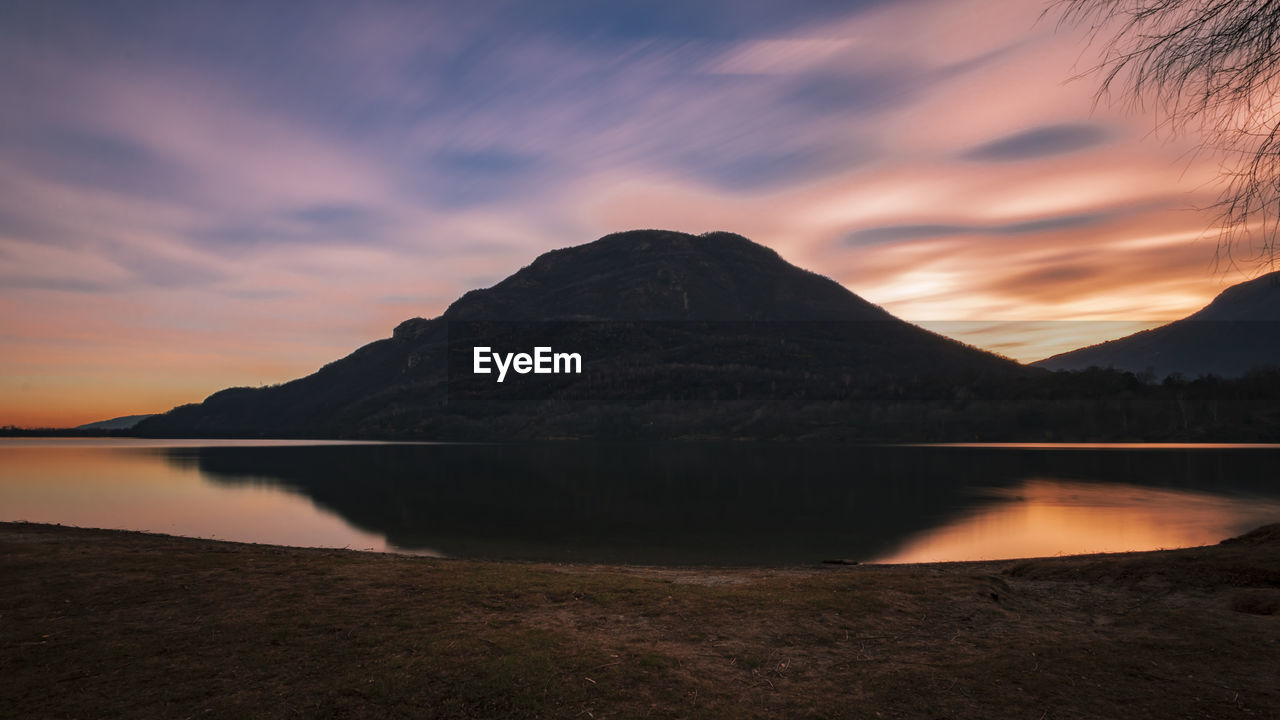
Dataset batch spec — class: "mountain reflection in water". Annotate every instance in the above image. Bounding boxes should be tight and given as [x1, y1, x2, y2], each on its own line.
[173, 443, 1280, 565]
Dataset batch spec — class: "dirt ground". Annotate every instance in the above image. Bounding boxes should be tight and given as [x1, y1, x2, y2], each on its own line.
[2, 521, 1278, 719]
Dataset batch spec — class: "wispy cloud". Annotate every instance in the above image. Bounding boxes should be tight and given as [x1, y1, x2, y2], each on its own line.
[962, 123, 1112, 162]
[0, 275, 114, 294]
[0, 0, 1258, 424]
[845, 203, 1158, 246]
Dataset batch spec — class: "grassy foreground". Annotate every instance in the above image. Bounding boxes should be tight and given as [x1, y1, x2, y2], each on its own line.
[2, 522, 1279, 719]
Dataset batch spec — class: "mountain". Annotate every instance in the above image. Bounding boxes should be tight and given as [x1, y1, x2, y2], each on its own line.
[1035, 271, 1280, 378]
[75, 414, 155, 431]
[135, 230, 1023, 440]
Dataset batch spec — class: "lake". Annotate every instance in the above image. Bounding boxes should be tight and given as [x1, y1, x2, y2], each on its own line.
[2, 438, 1278, 565]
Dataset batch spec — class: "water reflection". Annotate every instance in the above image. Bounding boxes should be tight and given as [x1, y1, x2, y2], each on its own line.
[874, 478, 1280, 563]
[182, 443, 983, 564]
[2, 440, 1276, 565]
[0, 440, 411, 553]
[173, 443, 1280, 565]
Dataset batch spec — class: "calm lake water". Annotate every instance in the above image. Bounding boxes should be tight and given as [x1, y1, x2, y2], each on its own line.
[2, 438, 1278, 565]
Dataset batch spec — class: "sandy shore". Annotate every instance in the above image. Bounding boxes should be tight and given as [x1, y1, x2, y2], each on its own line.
[2, 521, 1278, 718]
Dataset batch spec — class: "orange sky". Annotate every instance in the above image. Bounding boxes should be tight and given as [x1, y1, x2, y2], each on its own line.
[0, 0, 1270, 427]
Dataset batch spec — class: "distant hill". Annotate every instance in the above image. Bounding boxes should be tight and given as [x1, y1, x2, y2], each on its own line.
[1035, 271, 1280, 378]
[136, 230, 1024, 440]
[75, 414, 155, 431]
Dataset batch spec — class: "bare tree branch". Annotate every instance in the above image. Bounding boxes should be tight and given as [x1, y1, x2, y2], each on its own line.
[1053, 0, 1280, 270]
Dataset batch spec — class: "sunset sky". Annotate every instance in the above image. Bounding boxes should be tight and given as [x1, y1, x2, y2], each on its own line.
[0, 0, 1265, 427]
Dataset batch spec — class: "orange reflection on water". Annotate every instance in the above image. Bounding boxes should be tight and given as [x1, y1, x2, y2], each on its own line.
[874, 478, 1280, 564]
[0, 441, 437, 555]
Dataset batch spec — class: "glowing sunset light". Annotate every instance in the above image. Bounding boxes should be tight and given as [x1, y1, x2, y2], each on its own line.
[0, 443, 404, 551]
[875, 479, 1280, 564]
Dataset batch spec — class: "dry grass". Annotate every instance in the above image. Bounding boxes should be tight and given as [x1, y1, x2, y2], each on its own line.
[2, 521, 1278, 719]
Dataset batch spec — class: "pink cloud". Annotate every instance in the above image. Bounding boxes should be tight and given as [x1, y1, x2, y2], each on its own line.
[0, 0, 1266, 424]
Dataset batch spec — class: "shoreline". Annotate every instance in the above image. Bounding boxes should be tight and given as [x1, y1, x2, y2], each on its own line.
[0, 518, 1262, 568]
[4, 521, 1278, 718]
[4, 518, 1261, 568]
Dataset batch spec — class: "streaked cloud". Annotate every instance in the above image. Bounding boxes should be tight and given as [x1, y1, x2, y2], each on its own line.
[962, 123, 1112, 162]
[0, 0, 1260, 424]
[845, 203, 1159, 246]
[0, 275, 114, 294]
[708, 38, 859, 75]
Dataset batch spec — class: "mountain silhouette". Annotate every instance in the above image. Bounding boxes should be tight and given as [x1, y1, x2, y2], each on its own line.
[1035, 271, 1280, 378]
[74, 414, 154, 431]
[439, 230, 894, 322]
[136, 230, 1023, 440]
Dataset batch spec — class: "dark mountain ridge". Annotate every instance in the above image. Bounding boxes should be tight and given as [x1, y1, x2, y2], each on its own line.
[136, 230, 1023, 440]
[136, 231, 1280, 441]
[443, 230, 893, 321]
[1035, 271, 1280, 378]
[74, 414, 154, 431]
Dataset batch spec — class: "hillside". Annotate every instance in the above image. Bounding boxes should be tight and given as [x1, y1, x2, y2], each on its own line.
[135, 230, 1022, 440]
[74, 414, 155, 431]
[1036, 271, 1280, 378]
